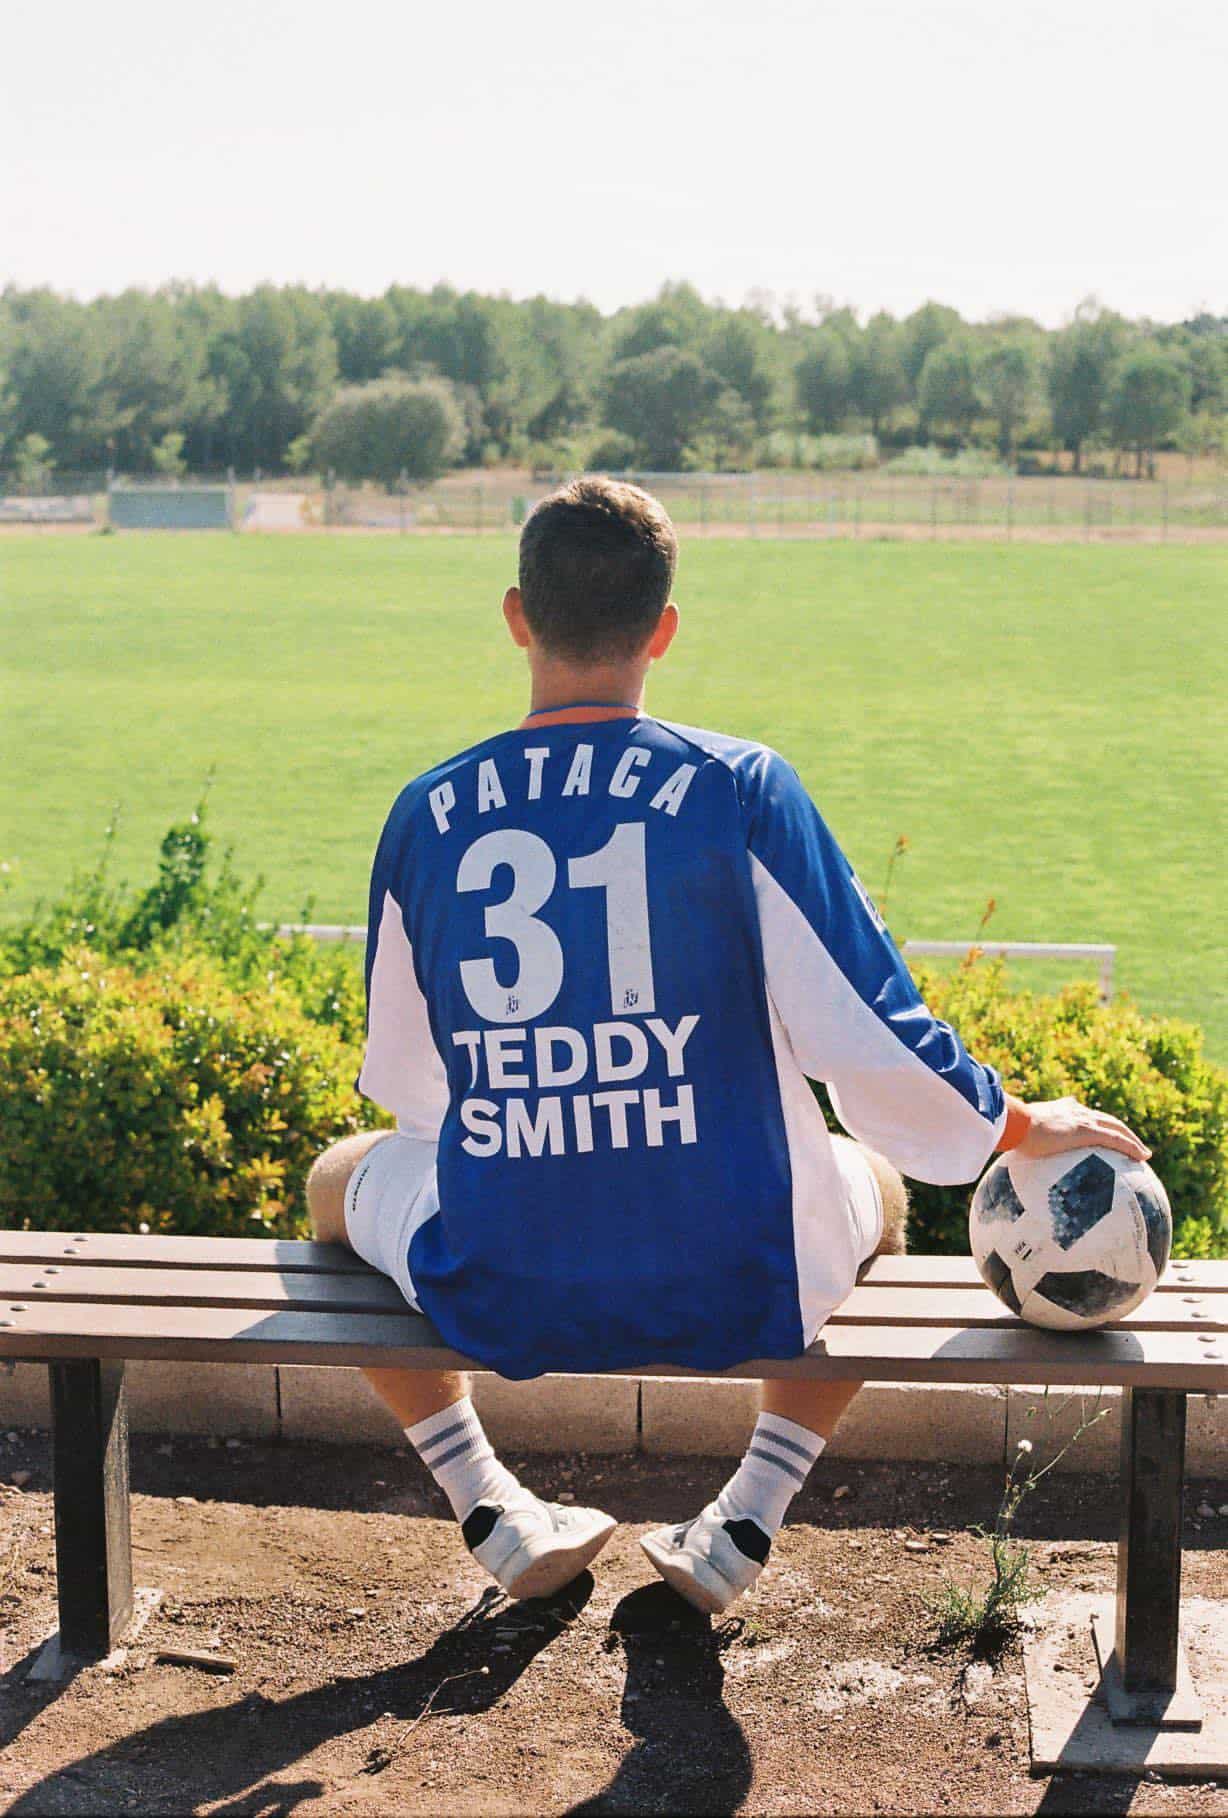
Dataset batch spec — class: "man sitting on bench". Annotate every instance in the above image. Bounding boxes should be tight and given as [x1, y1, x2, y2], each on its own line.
[307, 477, 1148, 1614]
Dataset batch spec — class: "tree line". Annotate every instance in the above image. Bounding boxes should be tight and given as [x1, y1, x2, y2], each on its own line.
[1, 281, 1224, 487]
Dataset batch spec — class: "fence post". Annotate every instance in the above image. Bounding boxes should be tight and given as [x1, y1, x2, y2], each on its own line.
[1084, 485, 1092, 543]
[854, 485, 861, 539]
[1006, 478, 1013, 542]
[930, 483, 938, 541]
[1100, 951, 1115, 1000]
[1162, 480, 1168, 542]
[749, 473, 757, 539]
[700, 479, 708, 536]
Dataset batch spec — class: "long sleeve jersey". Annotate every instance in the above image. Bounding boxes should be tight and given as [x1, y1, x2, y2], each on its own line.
[358, 716, 1006, 1378]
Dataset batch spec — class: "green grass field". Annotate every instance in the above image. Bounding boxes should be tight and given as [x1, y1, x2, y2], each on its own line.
[3, 534, 1225, 1057]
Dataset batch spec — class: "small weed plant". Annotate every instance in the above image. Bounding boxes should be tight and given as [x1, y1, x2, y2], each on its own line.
[930, 1393, 1110, 1660]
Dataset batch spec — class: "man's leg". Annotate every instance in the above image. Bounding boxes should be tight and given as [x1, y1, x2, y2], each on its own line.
[306, 1133, 616, 1598]
[761, 1142, 908, 1438]
[306, 1133, 467, 1428]
[307, 1133, 522, 1517]
[641, 1144, 908, 1614]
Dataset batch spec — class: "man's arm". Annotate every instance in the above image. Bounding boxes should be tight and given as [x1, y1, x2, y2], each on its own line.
[742, 751, 1147, 1179]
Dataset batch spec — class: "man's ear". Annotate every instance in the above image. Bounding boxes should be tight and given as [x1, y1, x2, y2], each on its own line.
[647, 601, 679, 661]
[503, 586, 531, 650]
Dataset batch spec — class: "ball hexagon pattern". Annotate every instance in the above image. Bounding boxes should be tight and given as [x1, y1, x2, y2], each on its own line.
[969, 1146, 1171, 1331]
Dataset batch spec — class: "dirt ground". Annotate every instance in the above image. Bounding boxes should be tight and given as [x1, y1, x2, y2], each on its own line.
[1, 1431, 1227, 1817]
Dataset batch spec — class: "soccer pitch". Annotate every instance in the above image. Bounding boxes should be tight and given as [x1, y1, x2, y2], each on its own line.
[3, 534, 1225, 1057]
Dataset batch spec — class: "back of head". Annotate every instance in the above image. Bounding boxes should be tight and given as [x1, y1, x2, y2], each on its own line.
[518, 476, 678, 663]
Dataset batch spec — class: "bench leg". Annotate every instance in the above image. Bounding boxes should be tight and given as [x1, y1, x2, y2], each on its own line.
[48, 1359, 134, 1658]
[1090, 1385, 1201, 1728]
[1117, 1387, 1185, 1695]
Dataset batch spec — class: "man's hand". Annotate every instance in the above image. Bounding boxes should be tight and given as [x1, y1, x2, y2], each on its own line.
[1012, 1095, 1151, 1164]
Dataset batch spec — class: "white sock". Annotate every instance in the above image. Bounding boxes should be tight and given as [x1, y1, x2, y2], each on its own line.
[715, 1412, 826, 1537]
[405, 1396, 521, 1522]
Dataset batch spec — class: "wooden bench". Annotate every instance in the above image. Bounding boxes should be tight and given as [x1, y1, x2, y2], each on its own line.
[1, 1231, 1224, 1744]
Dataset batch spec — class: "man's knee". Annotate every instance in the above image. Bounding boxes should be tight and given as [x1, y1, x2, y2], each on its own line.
[306, 1131, 389, 1245]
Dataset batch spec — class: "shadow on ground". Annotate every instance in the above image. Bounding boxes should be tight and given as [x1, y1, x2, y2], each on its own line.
[568, 1582, 751, 1815]
[7, 1577, 591, 1815]
[6, 1576, 752, 1818]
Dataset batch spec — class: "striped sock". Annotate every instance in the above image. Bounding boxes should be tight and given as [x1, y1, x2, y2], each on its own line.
[405, 1396, 521, 1522]
[715, 1413, 826, 1538]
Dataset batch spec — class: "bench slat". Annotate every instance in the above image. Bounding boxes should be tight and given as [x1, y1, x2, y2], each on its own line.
[3, 1234, 1220, 1297]
[0, 1264, 404, 1313]
[0, 1233, 370, 1273]
[0, 1298, 1223, 1387]
[859, 1256, 1227, 1294]
[848, 1285, 1227, 1330]
[0, 1266, 1222, 1334]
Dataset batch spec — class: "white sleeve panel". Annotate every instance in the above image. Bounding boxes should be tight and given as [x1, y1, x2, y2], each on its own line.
[357, 889, 448, 1139]
[751, 855, 1007, 1184]
[763, 993, 864, 1340]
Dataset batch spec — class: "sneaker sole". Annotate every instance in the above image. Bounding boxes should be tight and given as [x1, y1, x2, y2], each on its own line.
[638, 1530, 734, 1616]
[499, 1512, 618, 1600]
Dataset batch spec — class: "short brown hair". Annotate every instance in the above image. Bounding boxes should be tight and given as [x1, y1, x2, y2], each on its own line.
[517, 477, 677, 662]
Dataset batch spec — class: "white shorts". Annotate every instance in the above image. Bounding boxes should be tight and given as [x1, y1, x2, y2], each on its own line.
[830, 1133, 887, 1272]
[344, 1129, 885, 1317]
[343, 1132, 439, 1313]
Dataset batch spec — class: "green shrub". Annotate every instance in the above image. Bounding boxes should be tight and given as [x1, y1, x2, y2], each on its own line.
[585, 429, 638, 473]
[756, 431, 880, 471]
[815, 962, 1228, 1256]
[808, 432, 879, 472]
[0, 802, 367, 1047]
[0, 948, 381, 1239]
[0, 805, 375, 1238]
[885, 444, 1010, 477]
[311, 375, 465, 486]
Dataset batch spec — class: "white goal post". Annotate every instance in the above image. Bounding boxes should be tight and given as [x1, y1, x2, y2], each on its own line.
[272, 925, 1116, 1001]
[901, 940, 1116, 1000]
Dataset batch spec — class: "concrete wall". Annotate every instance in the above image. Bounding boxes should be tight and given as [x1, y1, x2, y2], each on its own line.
[2, 1361, 1222, 1474]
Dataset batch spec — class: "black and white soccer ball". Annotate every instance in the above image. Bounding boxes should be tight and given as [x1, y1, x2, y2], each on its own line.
[970, 1147, 1171, 1330]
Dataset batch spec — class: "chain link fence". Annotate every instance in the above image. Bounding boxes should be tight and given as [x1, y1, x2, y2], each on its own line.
[321, 468, 1228, 540]
[5, 467, 1227, 540]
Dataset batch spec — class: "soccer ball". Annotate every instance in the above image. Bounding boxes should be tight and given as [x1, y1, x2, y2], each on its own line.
[969, 1147, 1171, 1331]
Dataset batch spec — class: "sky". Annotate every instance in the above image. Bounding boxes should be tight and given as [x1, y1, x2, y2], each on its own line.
[1, 0, 1224, 326]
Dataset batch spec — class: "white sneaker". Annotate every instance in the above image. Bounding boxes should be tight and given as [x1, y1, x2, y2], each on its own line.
[639, 1503, 771, 1615]
[462, 1489, 617, 1599]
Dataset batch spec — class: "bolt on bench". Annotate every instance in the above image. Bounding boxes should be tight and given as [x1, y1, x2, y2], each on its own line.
[1, 1232, 1224, 1771]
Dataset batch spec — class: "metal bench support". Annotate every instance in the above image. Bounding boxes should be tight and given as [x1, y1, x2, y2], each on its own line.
[1117, 1387, 1186, 1695]
[49, 1359, 134, 1658]
[1090, 1386, 1201, 1729]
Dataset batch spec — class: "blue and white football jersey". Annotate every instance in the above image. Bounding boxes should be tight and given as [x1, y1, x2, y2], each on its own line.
[359, 718, 1006, 1378]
